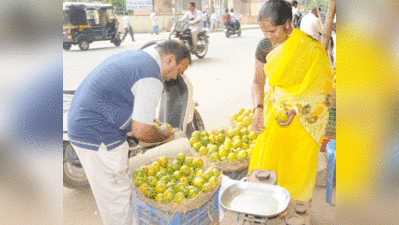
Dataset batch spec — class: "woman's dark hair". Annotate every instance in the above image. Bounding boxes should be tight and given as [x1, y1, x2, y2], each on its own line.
[257, 0, 293, 26]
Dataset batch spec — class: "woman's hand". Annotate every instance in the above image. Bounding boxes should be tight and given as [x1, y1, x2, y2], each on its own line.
[276, 108, 296, 126]
[252, 108, 266, 133]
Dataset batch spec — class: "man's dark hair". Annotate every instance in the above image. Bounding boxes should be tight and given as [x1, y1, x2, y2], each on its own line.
[189, 2, 195, 7]
[155, 40, 192, 65]
[230, 8, 234, 12]
[292, 1, 298, 6]
[125, 12, 128, 15]
[258, 0, 293, 26]
[312, 7, 321, 14]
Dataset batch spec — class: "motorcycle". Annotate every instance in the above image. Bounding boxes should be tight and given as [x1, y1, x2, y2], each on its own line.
[224, 19, 241, 38]
[63, 41, 205, 189]
[169, 21, 209, 59]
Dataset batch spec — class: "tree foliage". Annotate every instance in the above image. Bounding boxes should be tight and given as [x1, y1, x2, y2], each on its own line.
[301, 0, 330, 13]
[223, 0, 228, 9]
[109, 0, 126, 14]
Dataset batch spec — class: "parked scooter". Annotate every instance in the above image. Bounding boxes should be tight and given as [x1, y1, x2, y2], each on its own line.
[63, 41, 205, 189]
[169, 21, 209, 59]
[224, 19, 241, 37]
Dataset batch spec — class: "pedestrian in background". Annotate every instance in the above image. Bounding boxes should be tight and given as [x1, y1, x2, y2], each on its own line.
[291, 0, 302, 28]
[150, 10, 160, 35]
[300, 7, 322, 41]
[202, 11, 208, 29]
[122, 12, 135, 42]
[210, 10, 217, 31]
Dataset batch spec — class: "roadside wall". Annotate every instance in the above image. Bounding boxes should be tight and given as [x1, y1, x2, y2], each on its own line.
[240, 16, 257, 24]
[116, 15, 183, 33]
[117, 13, 257, 34]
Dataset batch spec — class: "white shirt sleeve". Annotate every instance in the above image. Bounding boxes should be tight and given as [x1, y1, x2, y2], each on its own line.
[311, 17, 322, 40]
[180, 12, 190, 21]
[192, 10, 202, 23]
[124, 16, 130, 25]
[131, 78, 164, 125]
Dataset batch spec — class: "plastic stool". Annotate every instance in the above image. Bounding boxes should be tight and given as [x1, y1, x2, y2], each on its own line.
[326, 139, 336, 205]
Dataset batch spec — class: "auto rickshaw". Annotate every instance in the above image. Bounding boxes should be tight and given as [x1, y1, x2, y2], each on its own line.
[63, 2, 122, 51]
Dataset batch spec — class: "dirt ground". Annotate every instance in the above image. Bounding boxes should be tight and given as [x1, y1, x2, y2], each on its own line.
[310, 186, 336, 224]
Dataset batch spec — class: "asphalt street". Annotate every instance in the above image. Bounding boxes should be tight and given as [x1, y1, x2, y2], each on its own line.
[63, 28, 336, 224]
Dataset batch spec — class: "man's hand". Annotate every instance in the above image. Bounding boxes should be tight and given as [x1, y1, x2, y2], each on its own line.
[154, 119, 163, 126]
[131, 120, 173, 143]
[252, 108, 266, 133]
[160, 123, 174, 139]
[275, 108, 296, 126]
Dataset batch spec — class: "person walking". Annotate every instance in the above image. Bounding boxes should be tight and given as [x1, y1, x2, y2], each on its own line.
[150, 10, 160, 35]
[202, 11, 208, 29]
[67, 40, 191, 225]
[122, 12, 135, 42]
[291, 0, 302, 28]
[210, 10, 217, 31]
[250, 0, 333, 216]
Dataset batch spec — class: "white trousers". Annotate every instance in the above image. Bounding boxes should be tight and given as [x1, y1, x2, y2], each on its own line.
[190, 26, 202, 49]
[72, 142, 134, 225]
[210, 20, 217, 30]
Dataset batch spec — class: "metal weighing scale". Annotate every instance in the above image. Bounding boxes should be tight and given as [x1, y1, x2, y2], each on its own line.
[220, 170, 311, 225]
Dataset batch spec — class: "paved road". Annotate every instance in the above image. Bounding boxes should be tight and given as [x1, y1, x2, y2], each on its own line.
[63, 29, 336, 224]
[64, 29, 263, 130]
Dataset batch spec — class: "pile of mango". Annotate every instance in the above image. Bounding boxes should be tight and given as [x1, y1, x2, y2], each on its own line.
[190, 108, 259, 163]
[133, 153, 220, 204]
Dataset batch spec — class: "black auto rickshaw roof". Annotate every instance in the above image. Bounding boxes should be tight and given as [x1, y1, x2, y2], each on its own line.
[63, 2, 114, 10]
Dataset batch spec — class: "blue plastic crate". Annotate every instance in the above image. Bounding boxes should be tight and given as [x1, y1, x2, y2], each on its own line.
[132, 188, 220, 225]
[222, 168, 248, 180]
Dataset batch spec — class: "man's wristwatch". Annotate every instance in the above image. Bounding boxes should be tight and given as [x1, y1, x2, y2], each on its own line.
[253, 104, 264, 113]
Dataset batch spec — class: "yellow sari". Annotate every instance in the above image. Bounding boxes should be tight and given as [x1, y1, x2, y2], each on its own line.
[248, 29, 333, 202]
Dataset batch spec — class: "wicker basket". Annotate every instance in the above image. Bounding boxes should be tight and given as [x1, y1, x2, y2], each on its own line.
[132, 155, 223, 214]
[190, 147, 250, 173]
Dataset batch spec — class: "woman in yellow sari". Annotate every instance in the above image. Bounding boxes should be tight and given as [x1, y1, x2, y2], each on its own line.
[250, 0, 333, 203]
